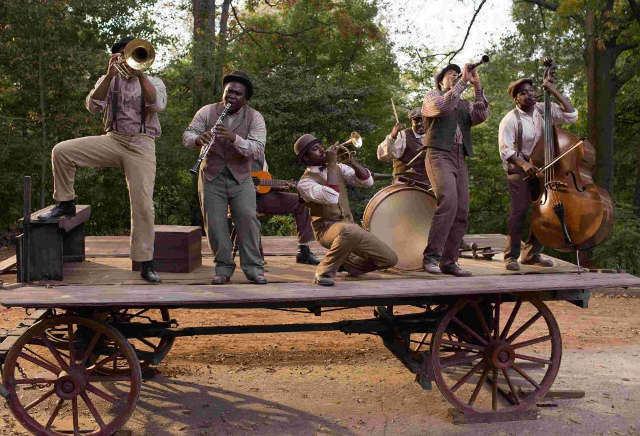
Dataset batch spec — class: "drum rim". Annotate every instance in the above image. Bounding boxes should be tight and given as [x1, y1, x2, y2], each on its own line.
[362, 183, 435, 230]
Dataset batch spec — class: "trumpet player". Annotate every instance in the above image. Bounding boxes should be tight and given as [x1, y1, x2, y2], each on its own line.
[182, 71, 267, 285]
[295, 134, 398, 286]
[420, 63, 489, 277]
[38, 36, 167, 283]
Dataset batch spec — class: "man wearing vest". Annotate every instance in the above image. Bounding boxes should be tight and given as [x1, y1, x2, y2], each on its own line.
[37, 36, 167, 283]
[183, 71, 267, 285]
[377, 108, 429, 186]
[252, 158, 321, 265]
[295, 134, 398, 286]
[421, 63, 489, 277]
[498, 77, 577, 271]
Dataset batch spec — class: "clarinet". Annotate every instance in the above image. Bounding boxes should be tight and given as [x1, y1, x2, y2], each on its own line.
[189, 103, 232, 175]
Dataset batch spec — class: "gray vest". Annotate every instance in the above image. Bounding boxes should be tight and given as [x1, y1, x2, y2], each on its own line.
[422, 96, 473, 157]
[300, 168, 353, 237]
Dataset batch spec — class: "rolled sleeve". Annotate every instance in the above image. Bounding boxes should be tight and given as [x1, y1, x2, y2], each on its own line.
[550, 102, 578, 125]
[498, 113, 517, 163]
[85, 75, 110, 114]
[182, 106, 209, 150]
[233, 110, 266, 161]
[340, 164, 374, 188]
[470, 87, 490, 125]
[297, 177, 340, 205]
[377, 131, 406, 161]
[422, 79, 468, 118]
[145, 77, 167, 112]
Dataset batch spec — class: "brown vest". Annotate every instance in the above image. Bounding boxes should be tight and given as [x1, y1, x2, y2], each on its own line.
[392, 128, 428, 181]
[203, 102, 259, 183]
[301, 167, 353, 237]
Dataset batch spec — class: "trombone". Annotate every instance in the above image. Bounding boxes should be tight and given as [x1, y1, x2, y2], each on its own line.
[113, 39, 155, 79]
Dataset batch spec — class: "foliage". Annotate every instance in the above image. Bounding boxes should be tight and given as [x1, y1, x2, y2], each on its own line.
[592, 203, 640, 273]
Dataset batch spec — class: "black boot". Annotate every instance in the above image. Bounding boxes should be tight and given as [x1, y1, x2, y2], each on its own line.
[37, 200, 76, 221]
[296, 244, 320, 265]
[141, 260, 162, 283]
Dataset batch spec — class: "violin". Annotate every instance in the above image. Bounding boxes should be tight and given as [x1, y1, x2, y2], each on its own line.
[528, 57, 614, 265]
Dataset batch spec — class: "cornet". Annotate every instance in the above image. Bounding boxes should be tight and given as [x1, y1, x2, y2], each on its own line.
[113, 39, 155, 79]
[334, 132, 362, 163]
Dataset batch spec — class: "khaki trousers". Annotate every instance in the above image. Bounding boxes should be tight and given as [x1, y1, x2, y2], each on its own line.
[316, 222, 397, 277]
[51, 132, 156, 262]
[199, 167, 264, 279]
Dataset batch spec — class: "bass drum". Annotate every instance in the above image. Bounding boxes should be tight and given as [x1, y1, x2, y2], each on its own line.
[362, 184, 436, 271]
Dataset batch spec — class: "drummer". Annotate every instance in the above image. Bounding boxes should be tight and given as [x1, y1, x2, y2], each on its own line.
[295, 134, 398, 286]
[377, 108, 429, 186]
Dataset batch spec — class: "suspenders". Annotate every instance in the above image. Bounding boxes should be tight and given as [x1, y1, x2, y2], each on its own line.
[513, 108, 523, 155]
[110, 76, 147, 134]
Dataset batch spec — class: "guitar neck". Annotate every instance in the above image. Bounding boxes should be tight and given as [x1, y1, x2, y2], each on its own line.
[254, 178, 296, 188]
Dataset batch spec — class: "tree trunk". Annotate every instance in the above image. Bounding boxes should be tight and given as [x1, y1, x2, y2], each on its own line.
[192, 0, 216, 111]
[635, 141, 640, 216]
[213, 0, 232, 99]
[585, 11, 617, 194]
[38, 48, 47, 209]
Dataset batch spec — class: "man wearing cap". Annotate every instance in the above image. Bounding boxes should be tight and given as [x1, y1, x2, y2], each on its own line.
[37, 36, 167, 283]
[499, 77, 577, 271]
[295, 134, 398, 286]
[421, 63, 489, 277]
[183, 70, 267, 285]
[377, 108, 429, 185]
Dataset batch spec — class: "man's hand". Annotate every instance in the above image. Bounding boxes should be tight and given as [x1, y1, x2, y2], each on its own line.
[213, 124, 236, 144]
[196, 131, 213, 148]
[520, 160, 538, 177]
[325, 146, 338, 167]
[465, 63, 480, 87]
[390, 122, 405, 139]
[107, 54, 120, 78]
[542, 78, 557, 94]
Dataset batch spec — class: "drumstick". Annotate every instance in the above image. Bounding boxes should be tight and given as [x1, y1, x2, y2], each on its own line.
[390, 97, 399, 124]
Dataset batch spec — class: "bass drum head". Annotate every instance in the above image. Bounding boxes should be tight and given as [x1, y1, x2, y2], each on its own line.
[362, 184, 436, 271]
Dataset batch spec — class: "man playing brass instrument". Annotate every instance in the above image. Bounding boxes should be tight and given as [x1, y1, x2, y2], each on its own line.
[38, 36, 167, 283]
[376, 108, 429, 186]
[183, 71, 267, 285]
[295, 134, 398, 286]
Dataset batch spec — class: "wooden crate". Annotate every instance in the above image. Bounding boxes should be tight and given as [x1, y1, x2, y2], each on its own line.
[132, 225, 202, 273]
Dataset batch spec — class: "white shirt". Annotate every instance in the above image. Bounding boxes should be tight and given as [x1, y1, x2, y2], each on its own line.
[297, 163, 374, 205]
[376, 128, 425, 161]
[498, 102, 578, 163]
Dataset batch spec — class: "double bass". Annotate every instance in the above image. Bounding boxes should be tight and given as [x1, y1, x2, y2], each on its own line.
[528, 57, 614, 268]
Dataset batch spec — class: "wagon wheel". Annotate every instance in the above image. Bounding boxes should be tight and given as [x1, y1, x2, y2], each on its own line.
[2, 315, 142, 435]
[430, 295, 562, 417]
[107, 308, 175, 369]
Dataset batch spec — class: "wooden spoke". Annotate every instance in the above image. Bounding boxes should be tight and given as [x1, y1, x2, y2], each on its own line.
[72, 397, 80, 436]
[90, 352, 124, 373]
[512, 335, 552, 349]
[493, 295, 501, 339]
[440, 352, 482, 368]
[68, 322, 76, 367]
[440, 338, 485, 352]
[17, 351, 60, 375]
[41, 334, 70, 372]
[512, 364, 541, 390]
[451, 316, 488, 346]
[14, 377, 56, 385]
[515, 353, 552, 365]
[88, 375, 132, 383]
[410, 333, 429, 352]
[79, 331, 102, 367]
[80, 391, 106, 430]
[471, 301, 491, 339]
[131, 308, 150, 318]
[506, 312, 543, 344]
[24, 388, 56, 411]
[137, 337, 157, 350]
[86, 383, 119, 404]
[500, 299, 522, 340]
[45, 398, 64, 429]
[468, 363, 491, 406]
[450, 358, 486, 393]
[491, 369, 498, 411]
[501, 368, 520, 405]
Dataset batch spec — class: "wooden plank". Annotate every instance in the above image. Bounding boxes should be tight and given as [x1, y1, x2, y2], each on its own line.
[1, 272, 639, 309]
[21, 205, 91, 232]
[0, 255, 16, 274]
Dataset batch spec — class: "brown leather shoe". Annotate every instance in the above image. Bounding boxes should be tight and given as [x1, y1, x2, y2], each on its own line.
[440, 263, 472, 277]
[313, 273, 335, 286]
[521, 255, 553, 267]
[249, 275, 268, 285]
[211, 275, 230, 285]
[505, 258, 520, 271]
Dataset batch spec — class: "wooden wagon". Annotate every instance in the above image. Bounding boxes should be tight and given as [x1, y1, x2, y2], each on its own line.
[1, 234, 639, 435]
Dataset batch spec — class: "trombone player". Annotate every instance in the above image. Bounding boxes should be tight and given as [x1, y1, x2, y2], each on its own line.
[38, 36, 167, 283]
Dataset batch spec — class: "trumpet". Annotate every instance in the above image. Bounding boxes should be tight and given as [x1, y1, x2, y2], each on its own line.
[113, 39, 155, 79]
[333, 132, 362, 163]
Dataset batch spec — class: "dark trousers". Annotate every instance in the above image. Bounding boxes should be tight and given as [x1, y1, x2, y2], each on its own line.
[423, 144, 469, 267]
[504, 167, 542, 261]
[256, 191, 314, 244]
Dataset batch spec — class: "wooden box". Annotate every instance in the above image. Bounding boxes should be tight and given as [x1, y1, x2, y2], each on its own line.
[132, 225, 202, 273]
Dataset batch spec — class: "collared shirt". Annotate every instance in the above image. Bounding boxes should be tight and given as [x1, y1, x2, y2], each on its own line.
[182, 104, 265, 162]
[297, 164, 373, 205]
[377, 128, 425, 161]
[86, 74, 167, 138]
[498, 102, 578, 163]
[421, 79, 489, 143]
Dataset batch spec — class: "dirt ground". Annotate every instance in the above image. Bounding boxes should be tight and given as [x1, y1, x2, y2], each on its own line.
[1, 293, 640, 435]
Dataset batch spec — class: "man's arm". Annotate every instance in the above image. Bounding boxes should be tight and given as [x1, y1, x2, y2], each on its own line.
[421, 79, 468, 118]
[465, 64, 490, 125]
[182, 106, 210, 151]
[377, 127, 407, 161]
[499, 113, 537, 176]
[140, 76, 167, 112]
